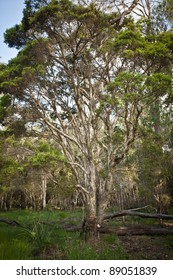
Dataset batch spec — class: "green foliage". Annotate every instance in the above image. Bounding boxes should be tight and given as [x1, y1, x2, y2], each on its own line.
[113, 23, 145, 50]
[0, 94, 11, 123]
[146, 73, 172, 98]
[4, 24, 26, 49]
[111, 20, 173, 74]
[0, 138, 23, 190]
[21, 218, 55, 252]
[28, 140, 65, 167]
[107, 72, 145, 103]
[133, 131, 171, 207]
[0, 38, 49, 98]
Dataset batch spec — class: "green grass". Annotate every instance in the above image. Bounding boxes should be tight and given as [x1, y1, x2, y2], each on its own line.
[0, 226, 33, 259]
[0, 209, 129, 260]
[51, 231, 128, 260]
[0, 208, 82, 223]
[1, 209, 173, 260]
[6, 208, 173, 260]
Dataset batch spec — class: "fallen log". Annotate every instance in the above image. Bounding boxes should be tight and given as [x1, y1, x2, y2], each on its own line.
[0, 218, 24, 228]
[104, 210, 173, 221]
[99, 226, 173, 236]
[1, 215, 173, 236]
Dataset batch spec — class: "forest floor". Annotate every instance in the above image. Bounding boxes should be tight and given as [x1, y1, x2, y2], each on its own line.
[119, 235, 173, 259]
[103, 218, 173, 260]
[0, 209, 173, 260]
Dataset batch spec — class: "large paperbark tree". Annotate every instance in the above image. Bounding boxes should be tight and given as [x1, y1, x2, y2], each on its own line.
[1, 0, 172, 239]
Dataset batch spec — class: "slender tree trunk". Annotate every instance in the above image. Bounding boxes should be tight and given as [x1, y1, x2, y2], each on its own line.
[41, 174, 47, 210]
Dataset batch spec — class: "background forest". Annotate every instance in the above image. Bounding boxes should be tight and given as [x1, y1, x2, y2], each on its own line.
[0, 0, 173, 258]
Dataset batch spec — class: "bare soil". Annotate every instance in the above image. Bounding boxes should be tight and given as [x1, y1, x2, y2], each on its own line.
[119, 235, 173, 259]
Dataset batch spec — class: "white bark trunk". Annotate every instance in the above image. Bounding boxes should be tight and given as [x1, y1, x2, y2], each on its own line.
[41, 174, 47, 209]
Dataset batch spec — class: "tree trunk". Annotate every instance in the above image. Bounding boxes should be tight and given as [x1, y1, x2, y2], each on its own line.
[97, 197, 109, 225]
[97, 172, 114, 225]
[82, 166, 114, 241]
[81, 159, 101, 241]
[41, 174, 47, 210]
[83, 195, 99, 241]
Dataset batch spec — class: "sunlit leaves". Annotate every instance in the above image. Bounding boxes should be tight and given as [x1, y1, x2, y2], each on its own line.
[29, 140, 65, 167]
[107, 72, 146, 102]
[146, 73, 172, 98]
